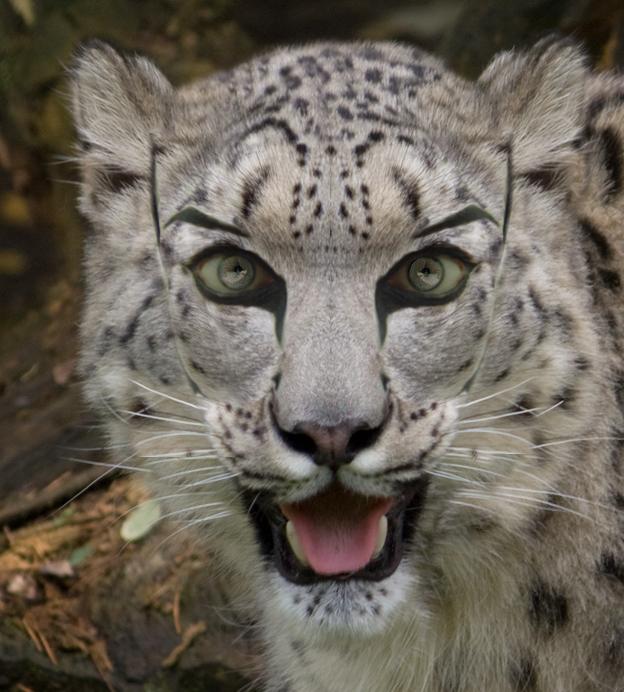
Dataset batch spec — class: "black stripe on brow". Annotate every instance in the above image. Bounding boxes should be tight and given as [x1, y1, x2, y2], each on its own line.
[241, 166, 270, 219]
[165, 207, 249, 237]
[599, 127, 622, 198]
[411, 205, 499, 240]
[392, 167, 420, 221]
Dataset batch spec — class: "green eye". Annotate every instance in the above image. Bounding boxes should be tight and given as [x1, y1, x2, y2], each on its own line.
[193, 251, 272, 297]
[408, 257, 444, 292]
[387, 251, 470, 300]
[217, 255, 254, 290]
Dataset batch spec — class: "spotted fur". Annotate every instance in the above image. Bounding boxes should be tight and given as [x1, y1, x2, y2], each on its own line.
[71, 38, 624, 691]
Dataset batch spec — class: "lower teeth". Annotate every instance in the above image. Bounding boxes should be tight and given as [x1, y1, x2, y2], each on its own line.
[286, 521, 309, 567]
[373, 515, 388, 558]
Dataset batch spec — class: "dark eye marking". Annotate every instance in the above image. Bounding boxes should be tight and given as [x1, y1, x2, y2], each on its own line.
[412, 205, 498, 240]
[166, 207, 250, 238]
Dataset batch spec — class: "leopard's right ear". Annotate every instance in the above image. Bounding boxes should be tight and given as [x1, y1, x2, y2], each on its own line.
[69, 40, 173, 191]
[478, 37, 588, 174]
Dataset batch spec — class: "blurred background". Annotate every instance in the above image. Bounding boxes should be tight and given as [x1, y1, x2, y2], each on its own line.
[0, 0, 622, 689]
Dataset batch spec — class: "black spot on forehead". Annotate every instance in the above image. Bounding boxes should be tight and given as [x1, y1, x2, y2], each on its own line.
[241, 166, 270, 220]
[392, 168, 421, 221]
[337, 105, 354, 120]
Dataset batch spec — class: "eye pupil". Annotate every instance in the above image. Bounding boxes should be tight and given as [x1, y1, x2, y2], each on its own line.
[409, 257, 444, 291]
[218, 255, 255, 289]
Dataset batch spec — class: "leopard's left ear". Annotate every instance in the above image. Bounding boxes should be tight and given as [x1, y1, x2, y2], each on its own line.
[479, 37, 588, 173]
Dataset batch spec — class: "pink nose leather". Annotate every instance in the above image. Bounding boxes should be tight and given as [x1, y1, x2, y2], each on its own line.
[294, 422, 360, 467]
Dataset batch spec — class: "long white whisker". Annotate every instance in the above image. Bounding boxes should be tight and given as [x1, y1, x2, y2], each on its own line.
[499, 486, 624, 515]
[535, 436, 623, 449]
[426, 469, 485, 486]
[458, 491, 594, 522]
[439, 461, 503, 479]
[129, 379, 208, 412]
[448, 446, 529, 457]
[146, 510, 234, 553]
[181, 473, 240, 488]
[64, 456, 152, 473]
[159, 502, 226, 520]
[534, 400, 565, 417]
[145, 455, 221, 467]
[136, 431, 208, 446]
[454, 428, 533, 446]
[458, 405, 551, 426]
[140, 448, 217, 459]
[456, 377, 535, 410]
[159, 466, 231, 481]
[53, 451, 138, 513]
[120, 409, 204, 427]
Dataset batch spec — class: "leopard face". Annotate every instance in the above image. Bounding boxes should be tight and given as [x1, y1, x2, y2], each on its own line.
[72, 38, 624, 687]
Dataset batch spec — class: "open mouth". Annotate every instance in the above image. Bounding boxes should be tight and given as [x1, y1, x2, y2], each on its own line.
[245, 479, 429, 585]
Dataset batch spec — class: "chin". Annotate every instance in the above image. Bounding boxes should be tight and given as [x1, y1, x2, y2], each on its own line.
[266, 563, 417, 637]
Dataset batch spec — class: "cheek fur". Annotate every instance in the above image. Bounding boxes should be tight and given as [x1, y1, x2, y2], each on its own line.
[382, 304, 487, 401]
[170, 283, 280, 399]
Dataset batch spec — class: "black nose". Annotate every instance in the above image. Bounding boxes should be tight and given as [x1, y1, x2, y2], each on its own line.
[277, 419, 383, 469]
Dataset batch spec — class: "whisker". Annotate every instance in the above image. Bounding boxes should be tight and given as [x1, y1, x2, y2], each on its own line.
[426, 469, 485, 486]
[53, 451, 138, 513]
[145, 455, 221, 467]
[129, 379, 208, 412]
[533, 400, 565, 418]
[453, 428, 533, 446]
[456, 377, 535, 410]
[534, 436, 624, 449]
[458, 404, 552, 426]
[457, 490, 595, 522]
[498, 486, 624, 515]
[63, 456, 151, 473]
[439, 461, 503, 479]
[153, 511, 234, 549]
[159, 502, 226, 520]
[120, 409, 204, 427]
[140, 448, 217, 459]
[136, 431, 209, 446]
[448, 446, 529, 457]
[59, 443, 129, 452]
[181, 473, 240, 488]
[159, 466, 232, 481]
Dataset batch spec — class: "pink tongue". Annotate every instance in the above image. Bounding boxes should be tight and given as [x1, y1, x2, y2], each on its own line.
[281, 486, 392, 576]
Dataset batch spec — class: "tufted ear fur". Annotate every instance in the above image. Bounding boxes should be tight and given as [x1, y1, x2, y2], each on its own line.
[70, 40, 174, 201]
[479, 38, 589, 175]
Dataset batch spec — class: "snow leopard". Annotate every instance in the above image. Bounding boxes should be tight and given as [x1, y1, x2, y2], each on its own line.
[70, 37, 624, 691]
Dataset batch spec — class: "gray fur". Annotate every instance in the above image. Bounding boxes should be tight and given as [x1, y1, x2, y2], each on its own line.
[71, 38, 624, 691]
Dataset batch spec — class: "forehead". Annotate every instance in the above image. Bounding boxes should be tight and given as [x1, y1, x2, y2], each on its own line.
[163, 43, 504, 259]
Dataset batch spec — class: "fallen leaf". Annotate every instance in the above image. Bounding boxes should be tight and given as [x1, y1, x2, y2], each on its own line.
[68, 543, 94, 567]
[120, 499, 161, 542]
